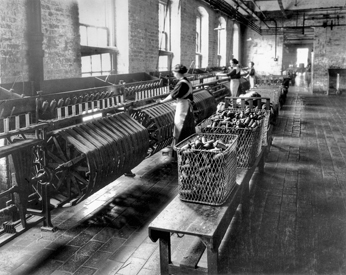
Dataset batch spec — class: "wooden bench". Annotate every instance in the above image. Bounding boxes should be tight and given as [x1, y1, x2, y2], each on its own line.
[148, 147, 267, 274]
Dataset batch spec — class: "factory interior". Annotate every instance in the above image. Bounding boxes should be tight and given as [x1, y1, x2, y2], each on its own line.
[0, 0, 346, 274]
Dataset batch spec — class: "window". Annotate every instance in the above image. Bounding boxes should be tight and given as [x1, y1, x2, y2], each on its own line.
[78, 0, 117, 77]
[158, 0, 173, 71]
[217, 17, 226, 67]
[196, 7, 209, 68]
[233, 23, 239, 61]
[196, 14, 202, 53]
[196, 13, 202, 68]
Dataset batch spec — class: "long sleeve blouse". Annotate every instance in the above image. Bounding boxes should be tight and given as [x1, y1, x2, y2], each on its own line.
[226, 68, 241, 79]
[170, 77, 194, 101]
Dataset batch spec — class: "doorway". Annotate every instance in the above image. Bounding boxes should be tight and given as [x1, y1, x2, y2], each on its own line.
[297, 48, 309, 72]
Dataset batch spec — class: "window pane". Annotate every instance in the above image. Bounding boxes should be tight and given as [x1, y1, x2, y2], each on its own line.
[102, 53, 111, 71]
[159, 1, 170, 51]
[80, 26, 87, 45]
[79, 0, 107, 27]
[196, 16, 201, 53]
[160, 32, 167, 50]
[98, 28, 108, 46]
[91, 55, 101, 72]
[82, 56, 91, 73]
[158, 55, 168, 71]
[159, 3, 165, 31]
[87, 27, 98, 46]
[195, 55, 201, 68]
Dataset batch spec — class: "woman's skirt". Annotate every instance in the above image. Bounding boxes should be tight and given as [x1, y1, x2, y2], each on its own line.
[249, 75, 256, 88]
[230, 79, 240, 96]
[173, 99, 196, 146]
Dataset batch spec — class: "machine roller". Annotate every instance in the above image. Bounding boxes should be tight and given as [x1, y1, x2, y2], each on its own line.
[45, 112, 149, 206]
[193, 89, 217, 124]
[131, 102, 175, 157]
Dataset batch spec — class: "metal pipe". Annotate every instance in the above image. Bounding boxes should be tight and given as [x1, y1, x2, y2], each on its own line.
[202, 0, 262, 34]
[231, 0, 270, 28]
[263, 18, 277, 59]
[250, 0, 267, 20]
[284, 23, 346, 28]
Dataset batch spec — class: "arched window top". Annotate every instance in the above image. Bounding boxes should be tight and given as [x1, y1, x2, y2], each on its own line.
[218, 16, 226, 29]
[197, 6, 208, 18]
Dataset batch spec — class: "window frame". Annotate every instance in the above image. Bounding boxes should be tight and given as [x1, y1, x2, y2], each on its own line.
[196, 13, 202, 54]
[79, 0, 117, 76]
[217, 24, 222, 66]
[158, 0, 172, 71]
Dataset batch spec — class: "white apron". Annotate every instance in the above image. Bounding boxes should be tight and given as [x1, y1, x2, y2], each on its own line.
[231, 78, 240, 97]
[249, 75, 256, 88]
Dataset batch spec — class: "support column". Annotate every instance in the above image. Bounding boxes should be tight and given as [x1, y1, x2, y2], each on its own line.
[26, 0, 44, 95]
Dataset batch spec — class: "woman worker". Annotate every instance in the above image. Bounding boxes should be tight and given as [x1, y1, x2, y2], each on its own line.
[246, 61, 256, 89]
[217, 58, 241, 96]
[159, 64, 196, 160]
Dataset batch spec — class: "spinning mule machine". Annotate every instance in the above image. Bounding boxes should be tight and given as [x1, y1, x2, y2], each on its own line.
[0, 71, 230, 245]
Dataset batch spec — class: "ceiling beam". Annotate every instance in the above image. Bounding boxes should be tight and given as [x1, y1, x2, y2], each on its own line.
[277, 0, 287, 18]
[232, 0, 270, 27]
[202, 0, 262, 33]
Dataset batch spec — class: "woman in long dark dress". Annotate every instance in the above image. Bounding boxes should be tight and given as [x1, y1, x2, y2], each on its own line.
[159, 64, 196, 159]
[217, 58, 241, 96]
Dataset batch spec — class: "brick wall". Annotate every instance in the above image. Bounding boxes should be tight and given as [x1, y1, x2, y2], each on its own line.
[313, 25, 346, 94]
[243, 17, 346, 94]
[0, 0, 239, 81]
[124, 0, 235, 73]
[41, 0, 81, 80]
[180, 0, 197, 68]
[127, 0, 159, 73]
[0, 0, 28, 84]
[0, 0, 80, 84]
[243, 28, 283, 76]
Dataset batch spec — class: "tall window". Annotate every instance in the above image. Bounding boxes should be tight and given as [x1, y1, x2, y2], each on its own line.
[233, 23, 239, 61]
[79, 0, 117, 77]
[196, 7, 209, 69]
[195, 13, 202, 68]
[158, 0, 172, 71]
[217, 17, 226, 67]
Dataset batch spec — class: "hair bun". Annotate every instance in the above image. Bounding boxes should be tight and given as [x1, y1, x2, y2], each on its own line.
[232, 58, 239, 64]
[173, 64, 188, 74]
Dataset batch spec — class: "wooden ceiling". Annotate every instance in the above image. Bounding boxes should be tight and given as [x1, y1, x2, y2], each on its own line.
[210, 0, 346, 44]
[227, 0, 346, 18]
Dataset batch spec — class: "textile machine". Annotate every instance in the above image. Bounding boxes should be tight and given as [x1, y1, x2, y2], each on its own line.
[0, 72, 231, 245]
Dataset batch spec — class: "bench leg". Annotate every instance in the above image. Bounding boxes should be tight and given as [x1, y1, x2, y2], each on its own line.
[241, 179, 250, 214]
[159, 231, 171, 275]
[258, 152, 265, 173]
[207, 247, 218, 274]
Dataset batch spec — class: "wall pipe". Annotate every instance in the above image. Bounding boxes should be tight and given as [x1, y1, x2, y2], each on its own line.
[264, 18, 278, 59]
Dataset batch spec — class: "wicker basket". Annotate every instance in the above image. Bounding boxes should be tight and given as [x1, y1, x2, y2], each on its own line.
[259, 110, 270, 147]
[175, 133, 238, 206]
[198, 109, 264, 168]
